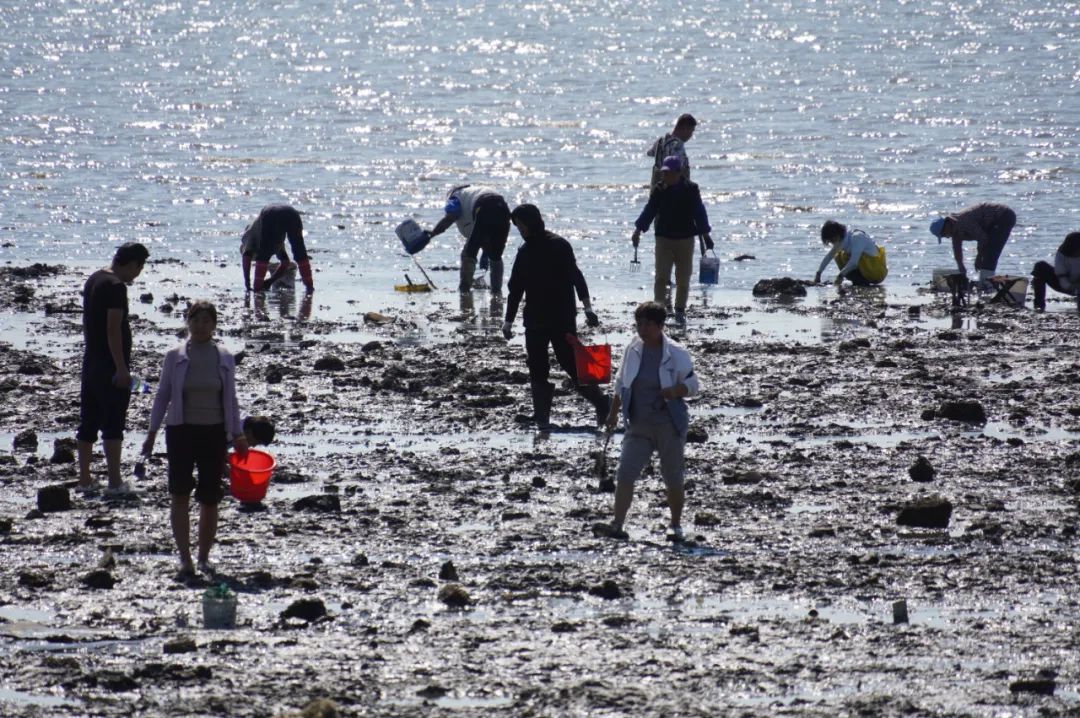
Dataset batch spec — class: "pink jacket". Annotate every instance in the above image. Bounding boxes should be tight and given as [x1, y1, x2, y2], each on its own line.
[148, 341, 244, 440]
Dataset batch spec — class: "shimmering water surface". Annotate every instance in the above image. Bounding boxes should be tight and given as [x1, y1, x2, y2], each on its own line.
[1, 0, 1077, 305]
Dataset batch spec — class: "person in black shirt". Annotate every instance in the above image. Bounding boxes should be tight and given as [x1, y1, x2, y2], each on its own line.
[245, 204, 315, 293]
[76, 242, 150, 495]
[502, 204, 607, 430]
[632, 156, 712, 324]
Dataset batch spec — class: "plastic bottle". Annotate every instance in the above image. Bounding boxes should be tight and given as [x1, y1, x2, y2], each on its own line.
[129, 376, 152, 394]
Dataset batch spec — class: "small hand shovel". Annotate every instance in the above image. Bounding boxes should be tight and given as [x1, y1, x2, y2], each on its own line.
[595, 431, 615, 492]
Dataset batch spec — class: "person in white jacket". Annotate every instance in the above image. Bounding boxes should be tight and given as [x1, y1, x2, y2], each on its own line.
[599, 302, 700, 542]
[142, 301, 248, 579]
[1031, 231, 1080, 311]
[814, 220, 887, 286]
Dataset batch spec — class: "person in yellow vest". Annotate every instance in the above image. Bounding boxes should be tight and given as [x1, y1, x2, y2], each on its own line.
[814, 220, 888, 286]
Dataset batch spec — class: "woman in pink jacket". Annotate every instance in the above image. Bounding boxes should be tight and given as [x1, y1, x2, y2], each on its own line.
[142, 301, 247, 579]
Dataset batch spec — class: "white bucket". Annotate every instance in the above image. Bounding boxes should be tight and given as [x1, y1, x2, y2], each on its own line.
[931, 267, 960, 291]
[202, 595, 237, 629]
[699, 254, 719, 285]
[267, 262, 296, 291]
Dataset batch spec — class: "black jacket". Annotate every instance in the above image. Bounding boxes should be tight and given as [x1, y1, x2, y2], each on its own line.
[634, 179, 711, 240]
[506, 231, 590, 331]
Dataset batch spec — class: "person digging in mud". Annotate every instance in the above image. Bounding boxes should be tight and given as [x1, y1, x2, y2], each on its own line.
[501, 203, 606, 431]
[631, 156, 712, 325]
[1030, 231, 1080, 311]
[76, 242, 150, 497]
[930, 202, 1016, 291]
[142, 301, 248, 579]
[598, 301, 699, 542]
[245, 204, 315, 293]
[421, 184, 510, 293]
[814, 220, 888, 287]
[241, 219, 294, 292]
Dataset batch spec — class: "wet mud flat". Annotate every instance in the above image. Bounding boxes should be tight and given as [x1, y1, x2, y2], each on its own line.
[1, 264, 1079, 717]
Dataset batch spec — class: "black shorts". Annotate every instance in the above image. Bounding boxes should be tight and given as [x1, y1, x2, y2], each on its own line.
[76, 364, 131, 442]
[165, 424, 227, 505]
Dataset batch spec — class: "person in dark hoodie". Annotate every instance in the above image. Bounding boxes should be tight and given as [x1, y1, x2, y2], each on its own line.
[502, 204, 607, 431]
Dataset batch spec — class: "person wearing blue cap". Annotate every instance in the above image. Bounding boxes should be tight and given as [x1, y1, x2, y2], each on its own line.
[632, 156, 712, 325]
[421, 184, 510, 294]
[929, 203, 1016, 289]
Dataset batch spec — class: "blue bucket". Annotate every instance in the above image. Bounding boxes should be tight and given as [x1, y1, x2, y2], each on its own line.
[699, 253, 719, 285]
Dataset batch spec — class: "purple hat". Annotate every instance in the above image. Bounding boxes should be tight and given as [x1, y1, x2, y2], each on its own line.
[660, 155, 682, 173]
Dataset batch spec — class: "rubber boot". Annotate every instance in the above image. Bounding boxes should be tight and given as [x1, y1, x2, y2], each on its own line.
[489, 258, 504, 295]
[577, 384, 611, 427]
[252, 261, 270, 292]
[263, 261, 292, 291]
[459, 255, 478, 293]
[1032, 278, 1047, 311]
[531, 381, 555, 431]
[978, 268, 994, 292]
[242, 254, 252, 291]
[297, 259, 314, 293]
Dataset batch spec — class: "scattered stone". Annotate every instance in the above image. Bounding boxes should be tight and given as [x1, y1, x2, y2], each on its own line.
[938, 400, 987, 424]
[839, 338, 871, 352]
[49, 437, 76, 464]
[685, 426, 708, 444]
[96, 671, 138, 692]
[437, 583, 472, 608]
[139, 292, 153, 304]
[352, 553, 369, 567]
[363, 312, 393, 325]
[920, 408, 937, 421]
[293, 495, 341, 513]
[81, 569, 117, 590]
[280, 598, 327, 622]
[897, 496, 953, 529]
[266, 365, 284, 384]
[13, 429, 38, 452]
[588, 579, 623, 600]
[693, 511, 722, 527]
[439, 560, 458, 581]
[163, 636, 197, 655]
[531, 475, 546, 488]
[295, 699, 341, 718]
[1009, 678, 1055, 696]
[409, 618, 430, 634]
[551, 621, 578, 633]
[752, 277, 808, 297]
[416, 684, 448, 699]
[36, 485, 71, 513]
[0, 517, 11, 534]
[314, 355, 346, 372]
[18, 571, 51, 589]
[808, 525, 836, 538]
[722, 470, 767, 485]
[908, 456, 936, 483]
[735, 396, 764, 408]
[892, 599, 909, 624]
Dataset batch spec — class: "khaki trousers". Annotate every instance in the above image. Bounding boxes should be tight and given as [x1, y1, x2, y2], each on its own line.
[654, 236, 695, 311]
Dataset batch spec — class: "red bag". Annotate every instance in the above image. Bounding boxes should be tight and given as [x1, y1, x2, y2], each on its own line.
[565, 333, 611, 385]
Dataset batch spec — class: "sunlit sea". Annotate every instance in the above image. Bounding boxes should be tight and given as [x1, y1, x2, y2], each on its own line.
[1, 0, 1077, 308]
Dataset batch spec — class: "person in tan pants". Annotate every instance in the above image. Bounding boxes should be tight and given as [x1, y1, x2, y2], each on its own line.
[631, 156, 712, 324]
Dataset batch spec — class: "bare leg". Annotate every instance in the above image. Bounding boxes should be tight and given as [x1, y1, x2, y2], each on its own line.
[77, 440, 94, 486]
[613, 480, 635, 528]
[103, 439, 123, 488]
[196, 502, 219, 565]
[666, 485, 685, 528]
[171, 494, 193, 570]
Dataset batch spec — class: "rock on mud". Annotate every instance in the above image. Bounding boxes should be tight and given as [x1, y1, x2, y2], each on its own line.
[13, 429, 38, 451]
[1009, 676, 1056, 696]
[50, 437, 77, 464]
[81, 569, 117, 590]
[896, 496, 953, 529]
[293, 495, 341, 513]
[281, 699, 341, 718]
[752, 277, 808, 297]
[437, 583, 472, 608]
[439, 560, 459, 581]
[908, 456, 936, 483]
[937, 400, 987, 424]
[313, 356, 346, 372]
[588, 579, 623, 600]
[281, 598, 327, 622]
[693, 511, 722, 527]
[36, 485, 71, 513]
[163, 636, 197, 654]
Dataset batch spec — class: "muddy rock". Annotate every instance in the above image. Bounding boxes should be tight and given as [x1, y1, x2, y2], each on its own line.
[293, 495, 341, 513]
[722, 470, 768, 485]
[685, 426, 708, 444]
[281, 598, 327, 622]
[908, 456, 936, 483]
[752, 277, 808, 297]
[280, 699, 341, 718]
[18, 571, 52, 589]
[439, 560, 459, 581]
[896, 496, 953, 529]
[1009, 677, 1056, 695]
[163, 636, 197, 654]
[438, 583, 472, 608]
[36, 485, 71, 513]
[588, 579, 623, 600]
[81, 569, 117, 590]
[13, 429, 38, 451]
[938, 400, 987, 424]
[50, 437, 77, 464]
[693, 511, 722, 527]
[0, 517, 11, 534]
[314, 355, 346, 372]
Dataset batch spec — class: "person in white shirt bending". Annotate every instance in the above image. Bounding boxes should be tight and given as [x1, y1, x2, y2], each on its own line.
[1031, 232, 1080, 311]
[814, 220, 888, 287]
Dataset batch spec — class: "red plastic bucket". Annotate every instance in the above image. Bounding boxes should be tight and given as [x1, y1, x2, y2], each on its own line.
[228, 449, 275, 502]
[565, 333, 612, 385]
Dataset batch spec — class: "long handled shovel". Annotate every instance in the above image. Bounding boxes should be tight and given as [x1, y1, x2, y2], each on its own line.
[411, 255, 437, 290]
